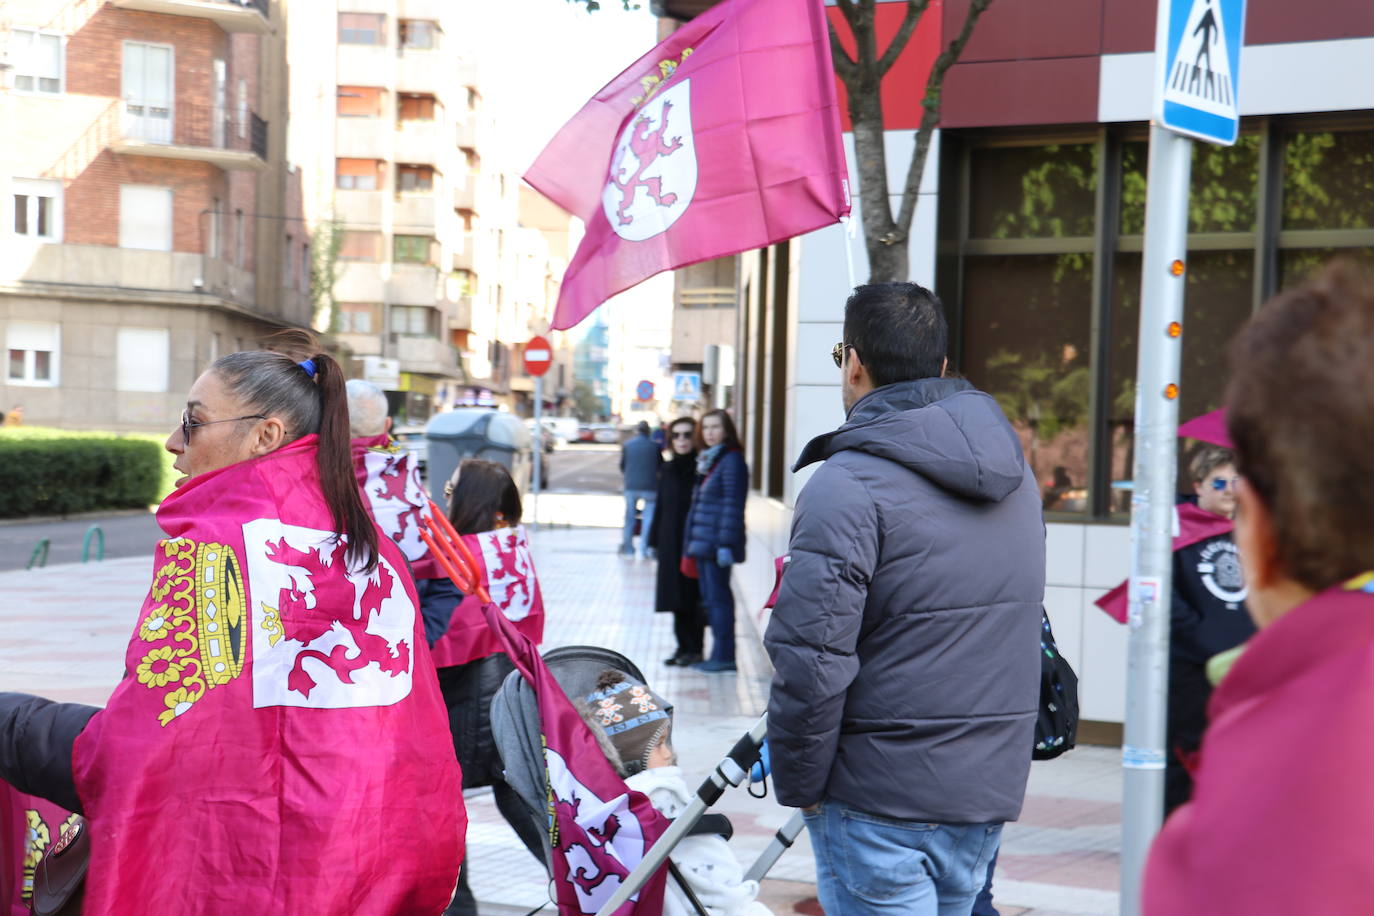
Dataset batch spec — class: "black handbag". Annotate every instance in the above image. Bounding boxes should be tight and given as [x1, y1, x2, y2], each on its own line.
[1033, 610, 1080, 761]
[30, 815, 87, 916]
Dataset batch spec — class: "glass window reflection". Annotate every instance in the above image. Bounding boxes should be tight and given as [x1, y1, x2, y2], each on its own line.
[969, 145, 1098, 240]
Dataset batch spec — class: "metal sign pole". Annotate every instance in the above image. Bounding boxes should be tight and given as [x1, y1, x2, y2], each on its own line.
[1120, 122, 1192, 915]
[532, 374, 543, 530]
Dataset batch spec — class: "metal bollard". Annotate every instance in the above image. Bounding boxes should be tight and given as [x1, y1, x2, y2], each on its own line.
[82, 525, 105, 563]
[27, 538, 50, 570]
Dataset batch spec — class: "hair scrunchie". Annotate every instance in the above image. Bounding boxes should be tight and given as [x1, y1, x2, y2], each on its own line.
[298, 358, 317, 378]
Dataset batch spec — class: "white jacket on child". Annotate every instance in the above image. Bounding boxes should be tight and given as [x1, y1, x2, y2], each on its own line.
[626, 766, 773, 916]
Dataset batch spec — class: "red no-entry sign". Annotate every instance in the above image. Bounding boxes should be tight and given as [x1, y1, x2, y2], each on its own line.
[523, 335, 552, 377]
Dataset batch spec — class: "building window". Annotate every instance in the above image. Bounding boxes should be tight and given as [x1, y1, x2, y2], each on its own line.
[6, 321, 59, 386]
[339, 231, 382, 262]
[301, 243, 310, 293]
[455, 208, 474, 231]
[397, 165, 435, 192]
[464, 149, 481, 174]
[337, 86, 383, 118]
[336, 158, 382, 190]
[393, 234, 432, 264]
[119, 184, 173, 251]
[399, 20, 437, 50]
[390, 305, 433, 336]
[12, 30, 62, 94]
[452, 268, 475, 295]
[339, 302, 379, 334]
[284, 232, 295, 288]
[209, 197, 221, 258]
[397, 94, 436, 122]
[122, 42, 174, 145]
[235, 209, 245, 266]
[466, 88, 480, 112]
[116, 328, 170, 393]
[338, 13, 385, 45]
[237, 78, 248, 139]
[12, 178, 61, 240]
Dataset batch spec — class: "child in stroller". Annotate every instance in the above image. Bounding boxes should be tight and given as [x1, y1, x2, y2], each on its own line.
[579, 669, 772, 916]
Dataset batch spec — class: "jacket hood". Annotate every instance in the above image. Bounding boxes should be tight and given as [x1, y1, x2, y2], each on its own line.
[793, 378, 1027, 502]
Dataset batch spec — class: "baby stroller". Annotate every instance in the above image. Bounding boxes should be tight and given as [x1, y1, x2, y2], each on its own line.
[490, 645, 805, 916]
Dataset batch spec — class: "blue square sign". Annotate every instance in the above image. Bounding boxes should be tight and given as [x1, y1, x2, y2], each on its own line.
[1154, 0, 1246, 146]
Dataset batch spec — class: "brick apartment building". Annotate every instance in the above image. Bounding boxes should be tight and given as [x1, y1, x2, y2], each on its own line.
[0, 0, 308, 432]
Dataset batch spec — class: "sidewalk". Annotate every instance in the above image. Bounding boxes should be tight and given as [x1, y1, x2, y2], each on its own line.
[0, 514, 1122, 915]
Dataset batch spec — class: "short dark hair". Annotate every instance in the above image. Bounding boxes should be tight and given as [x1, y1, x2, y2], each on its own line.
[446, 458, 522, 535]
[843, 282, 948, 387]
[1189, 445, 1235, 484]
[1226, 260, 1374, 592]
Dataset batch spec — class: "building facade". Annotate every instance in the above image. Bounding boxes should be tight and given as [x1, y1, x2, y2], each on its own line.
[662, 0, 1374, 729]
[1, 0, 308, 431]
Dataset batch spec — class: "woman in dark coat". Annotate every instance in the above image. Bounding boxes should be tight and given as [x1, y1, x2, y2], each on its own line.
[649, 416, 704, 666]
[682, 409, 749, 673]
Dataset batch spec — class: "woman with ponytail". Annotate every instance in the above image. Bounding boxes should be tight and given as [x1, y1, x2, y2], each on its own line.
[0, 335, 464, 915]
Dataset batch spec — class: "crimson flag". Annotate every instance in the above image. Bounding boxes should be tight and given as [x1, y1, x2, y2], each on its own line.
[526, 0, 849, 329]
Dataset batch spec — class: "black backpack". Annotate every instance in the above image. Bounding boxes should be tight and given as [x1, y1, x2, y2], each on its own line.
[1033, 610, 1080, 760]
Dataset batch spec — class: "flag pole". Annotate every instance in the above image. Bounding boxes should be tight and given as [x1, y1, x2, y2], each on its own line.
[840, 215, 857, 290]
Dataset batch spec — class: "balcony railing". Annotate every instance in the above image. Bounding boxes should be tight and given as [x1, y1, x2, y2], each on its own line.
[116, 102, 267, 167]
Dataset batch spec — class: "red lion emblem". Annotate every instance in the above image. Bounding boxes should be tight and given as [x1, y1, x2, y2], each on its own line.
[610, 101, 683, 227]
[489, 532, 533, 613]
[371, 453, 422, 545]
[263, 537, 411, 698]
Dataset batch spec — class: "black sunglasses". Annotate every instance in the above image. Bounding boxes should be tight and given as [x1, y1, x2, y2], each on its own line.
[831, 342, 856, 368]
[181, 409, 266, 444]
[671, 431, 694, 440]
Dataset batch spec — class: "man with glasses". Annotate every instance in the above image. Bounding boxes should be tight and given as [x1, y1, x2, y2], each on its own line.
[766, 282, 1046, 916]
[1165, 445, 1253, 814]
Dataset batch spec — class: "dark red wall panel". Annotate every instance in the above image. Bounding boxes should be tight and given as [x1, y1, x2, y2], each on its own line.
[1246, 0, 1374, 45]
[940, 56, 1100, 128]
[945, 0, 1104, 61]
[1102, 0, 1155, 54]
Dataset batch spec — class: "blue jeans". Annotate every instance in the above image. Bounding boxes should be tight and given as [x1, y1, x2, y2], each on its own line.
[622, 490, 656, 554]
[697, 557, 735, 664]
[804, 800, 1002, 916]
[971, 848, 999, 916]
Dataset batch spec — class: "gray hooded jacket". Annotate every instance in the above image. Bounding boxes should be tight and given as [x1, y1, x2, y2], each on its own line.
[764, 377, 1045, 823]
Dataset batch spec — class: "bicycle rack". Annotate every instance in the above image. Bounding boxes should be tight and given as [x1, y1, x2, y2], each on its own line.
[82, 525, 105, 563]
[27, 538, 50, 570]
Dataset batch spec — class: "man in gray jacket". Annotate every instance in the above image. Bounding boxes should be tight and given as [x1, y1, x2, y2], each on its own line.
[764, 282, 1045, 915]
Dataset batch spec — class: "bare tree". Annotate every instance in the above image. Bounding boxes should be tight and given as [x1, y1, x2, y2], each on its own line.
[829, 0, 993, 282]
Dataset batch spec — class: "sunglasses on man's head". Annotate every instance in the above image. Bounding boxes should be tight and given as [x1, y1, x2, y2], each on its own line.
[1210, 476, 1240, 491]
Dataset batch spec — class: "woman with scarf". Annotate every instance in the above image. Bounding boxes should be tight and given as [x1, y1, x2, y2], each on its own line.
[0, 335, 463, 915]
[650, 417, 704, 666]
[682, 409, 749, 673]
[1144, 262, 1374, 913]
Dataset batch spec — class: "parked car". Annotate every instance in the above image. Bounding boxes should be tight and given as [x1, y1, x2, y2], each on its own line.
[390, 425, 428, 473]
[592, 425, 619, 444]
[576, 425, 596, 444]
[543, 417, 580, 445]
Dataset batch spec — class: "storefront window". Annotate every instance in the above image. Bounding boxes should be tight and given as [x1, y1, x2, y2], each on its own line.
[969, 144, 1097, 240]
[1119, 135, 1259, 235]
[1282, 131, 1374, 230]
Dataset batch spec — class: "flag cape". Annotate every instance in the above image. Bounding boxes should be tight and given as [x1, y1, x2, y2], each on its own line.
[71, 436, 463, 914]
[431, 525, 545, 668]
[353, 433, 441, 580]
[0, 788, 75, 915]
[477, 602, 670, 915]
[1144, 577, 1374, 912]
[526, 0, 849, 329]
[1094, 503, 1235, 623]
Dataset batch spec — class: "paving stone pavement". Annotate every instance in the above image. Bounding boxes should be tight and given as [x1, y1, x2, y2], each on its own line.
[0, 507, 1124, 915]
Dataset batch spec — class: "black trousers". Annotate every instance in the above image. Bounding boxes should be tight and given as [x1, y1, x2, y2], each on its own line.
[672, 602, 706, 656]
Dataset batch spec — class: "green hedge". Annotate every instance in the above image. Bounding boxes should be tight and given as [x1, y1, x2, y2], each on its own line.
[0, 427, 174, 518]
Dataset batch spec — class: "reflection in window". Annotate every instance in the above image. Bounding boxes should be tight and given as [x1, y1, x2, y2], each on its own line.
[969, 144, 1097, 240]
[1279, 248, 1374, 288]
[1282, 131, 1374, 230]
[960, 254, 1094, 513]
[1107, 251, 1253, 512]
[1120, 135, 1259, 235]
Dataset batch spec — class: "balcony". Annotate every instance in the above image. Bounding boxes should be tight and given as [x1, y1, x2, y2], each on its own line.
[455, 118, 480, 151]
[335, 190, 384, 227]
[335, 261, 385, 303]
[394, 193, 439, 232]
[387, 264, 441, 305]
[336, 117, 389, 161]
[111, 0, 269, 33]
[396, 334, 462, 377]
[111, 102, 267, 171]
[451, 238, 474, 273]
[447, 294, 474, 331]
[337, 43, 390, 85]
[397, 50, 444, 94]
[398, 0, 447, 21]
[396, 119, 442, 165]
[453, 174, 478, 212]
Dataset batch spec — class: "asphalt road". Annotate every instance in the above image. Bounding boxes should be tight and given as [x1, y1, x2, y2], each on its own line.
[0, 446, 626, 572]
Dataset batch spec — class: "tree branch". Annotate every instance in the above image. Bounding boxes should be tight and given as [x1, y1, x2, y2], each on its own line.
[877, 0, 931, 77]
[893, 0, 993, 237]
[833, 0, 860, 30]
[828, 20, 859, 86]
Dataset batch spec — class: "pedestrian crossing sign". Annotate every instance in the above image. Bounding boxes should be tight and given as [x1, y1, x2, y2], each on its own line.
[672, 371, 702, 402]
[1154, 0, 1246, 146]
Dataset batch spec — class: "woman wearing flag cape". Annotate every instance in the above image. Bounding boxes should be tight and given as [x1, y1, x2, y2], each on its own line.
[0, 336, 463, 915]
